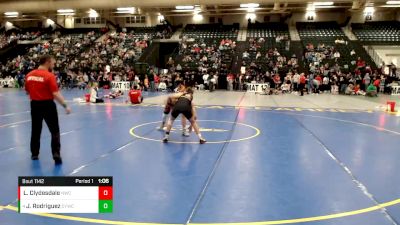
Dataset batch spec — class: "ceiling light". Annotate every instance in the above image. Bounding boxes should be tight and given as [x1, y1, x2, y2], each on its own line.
[240, 3, 260, 8]
[88, 9, 99, 18]
[381, 4, 400, 7]
[117, 7, 135, 11]
[246, 13, 256, 20]
[386, 0, 400, 4]
[116, 7, 135, 13]
[306, 11, 316, 17]
[57, 9, 74, 13]
[364, 6, 375, 14]
[313, 2, 334, 6]
[194, 5, 202, 13]
[176, 5, 194, 10]
[4, 12, 18, 16]
[306, 4, 316, 11]
[46, 19, 55, 25]
[193, 13, 203, 21]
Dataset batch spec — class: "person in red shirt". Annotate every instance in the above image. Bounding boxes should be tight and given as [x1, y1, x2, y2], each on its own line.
[25, 55, 71, 164]
[356, 58, 365, 68]
[128, 85, 143, 104]
[315, 75, 322, 93]
[315, 75, 322, 84]
[373, 78, 381, 92]
[299, 73, 306, 96]
[273, 74, 281, 87]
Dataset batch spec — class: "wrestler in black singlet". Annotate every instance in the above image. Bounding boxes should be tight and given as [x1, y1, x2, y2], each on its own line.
[171, 93, 193, 120]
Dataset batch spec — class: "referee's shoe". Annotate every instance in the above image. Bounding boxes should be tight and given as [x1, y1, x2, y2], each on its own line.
[31, 155, 62, 165]
[53, 154, 62, 165]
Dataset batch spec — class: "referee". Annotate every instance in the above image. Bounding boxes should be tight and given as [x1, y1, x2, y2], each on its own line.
[25, 55, 71, 165]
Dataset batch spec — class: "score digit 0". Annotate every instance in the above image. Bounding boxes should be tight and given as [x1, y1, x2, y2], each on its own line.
[99, 186, 113, 200]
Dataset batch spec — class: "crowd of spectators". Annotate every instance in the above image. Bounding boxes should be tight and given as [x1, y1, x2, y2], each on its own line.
[0, 34, 15, 49]
[0, 31, 100, 81]
[229, 37, 298, 92]
[59, 31, 150, 88]
[222, 37, 399, 96]
[169, 38, 235, 89]
[301, 41, 400, 96]
[0, 31, 42, 49]
[0, 27, 398, 96]
[0, 26, 176, 88]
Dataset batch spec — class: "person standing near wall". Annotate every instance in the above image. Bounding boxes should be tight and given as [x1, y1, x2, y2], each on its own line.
[25, 55, 71, 165]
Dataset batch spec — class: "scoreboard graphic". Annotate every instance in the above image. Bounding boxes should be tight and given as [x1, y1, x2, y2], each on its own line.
[18, 176, 113, 213]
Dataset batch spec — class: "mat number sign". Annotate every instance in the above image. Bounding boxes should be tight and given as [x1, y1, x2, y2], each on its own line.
[247, 83, 269, 93]
[111, 81, 131, 91]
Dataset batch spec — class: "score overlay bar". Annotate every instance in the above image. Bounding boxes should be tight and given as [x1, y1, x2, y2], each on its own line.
[18, 177, 113, 213]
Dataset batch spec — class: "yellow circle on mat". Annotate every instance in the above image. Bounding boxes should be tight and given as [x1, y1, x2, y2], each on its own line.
[129, 120, 261, 144]
[2, 198, 400, 225]
[2, 115, 399, 224]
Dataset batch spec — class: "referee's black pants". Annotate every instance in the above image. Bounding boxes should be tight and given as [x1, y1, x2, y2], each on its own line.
[30, 100, 61, 157]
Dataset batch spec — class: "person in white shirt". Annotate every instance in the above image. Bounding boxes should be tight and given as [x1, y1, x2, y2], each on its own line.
[334, 51, 340, 61]
[7, 76, 15, 88]
[202, 73, 209, 90]
[256, 52, 261, 60]
[331, 83, 339, 94]
[323, 76, 330, 93]
[209, 73, 216, 92]
[90, 83, 104, 103]
[242, 51, 249, 59]
[158, 81, 167, 91]
[281, 83, 290, 93]
[83, 74, 89, 84]
[293, 73, 300, 92]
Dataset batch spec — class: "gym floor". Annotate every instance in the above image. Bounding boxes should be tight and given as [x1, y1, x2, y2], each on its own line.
[0, 89, 399, 225]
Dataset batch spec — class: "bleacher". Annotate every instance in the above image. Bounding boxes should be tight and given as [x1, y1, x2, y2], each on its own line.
[297, 22, 345, 39]
[175, 38, 234, 86]
[174, 24, 238, 82]
[181, 24, 238, 40]
[240, 23, 293, 74]
[297, 22, 376, 71]
[0, 28, 45, 49]
[35, 28, 103, 40]
[0, 29, 102, 78]
[247, 22, 289, 39]
[75, 30, 149, 73]
[127, 25, 174, 39]
[247, 23, 290, 53]
[351, 21, 400, 44]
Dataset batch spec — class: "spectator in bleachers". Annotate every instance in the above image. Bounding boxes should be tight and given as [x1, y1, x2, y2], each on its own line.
[242, 51, 250, 59]
[366, 83, 378, 97]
